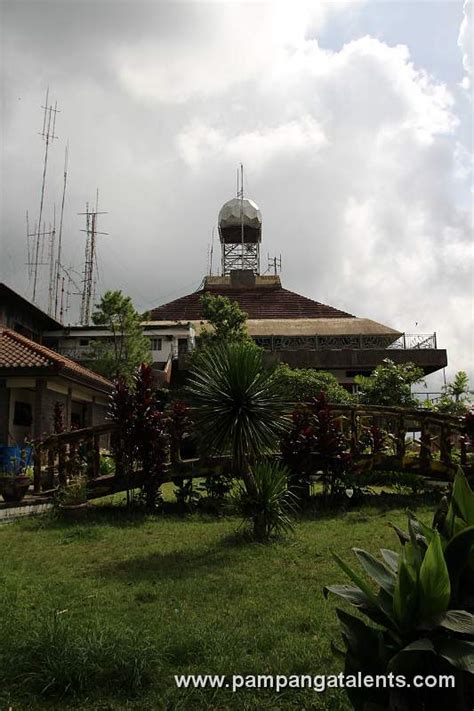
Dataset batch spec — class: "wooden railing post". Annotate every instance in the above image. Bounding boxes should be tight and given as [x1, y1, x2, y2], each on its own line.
[45, 447, 55, 490]
[350, 409, 358, 456]
[396, 415, 406, 459]
[33, 445, 42, 494]
[420, 419, 432, 471]
[58, 441, 67, 486]
[440, 425, 452, 467]
[92, 433, 101, 478]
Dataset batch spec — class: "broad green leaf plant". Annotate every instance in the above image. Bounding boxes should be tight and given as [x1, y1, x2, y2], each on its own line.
[324, 468, 474, 711]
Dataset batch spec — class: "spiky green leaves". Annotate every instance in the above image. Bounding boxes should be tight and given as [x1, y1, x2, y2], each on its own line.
[186, 343, 289, 473]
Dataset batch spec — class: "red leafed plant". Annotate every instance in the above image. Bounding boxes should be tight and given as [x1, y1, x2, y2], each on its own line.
[109, 364, 168, 509]
[281, 391, 351, 503]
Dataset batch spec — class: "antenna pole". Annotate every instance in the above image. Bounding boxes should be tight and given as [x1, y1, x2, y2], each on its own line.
[79, 194, 108, 325]
[31, 89, 60, 303]
[54, 142, 69, 321]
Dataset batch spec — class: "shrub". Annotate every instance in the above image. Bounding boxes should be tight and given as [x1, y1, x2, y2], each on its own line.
[274, 363, 354, 404]
[281, 392, 351, 503]
[324, 468, 474, 710]
[233, 461, 297, 542]
[186, 342, 289, 489]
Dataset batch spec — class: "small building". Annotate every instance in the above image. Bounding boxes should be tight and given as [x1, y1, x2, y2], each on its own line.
[43, 322, 196, 385]
[0, 327, 113, 446]
[0, 282, 62, 342]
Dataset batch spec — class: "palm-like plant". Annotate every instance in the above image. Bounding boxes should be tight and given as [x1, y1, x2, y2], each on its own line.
[185, 343, 289, 483]
[234, 461, 297, 541]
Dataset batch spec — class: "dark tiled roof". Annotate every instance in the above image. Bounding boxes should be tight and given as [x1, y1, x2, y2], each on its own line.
[150, 285, 355, 321]
[0, 327, 112, 391]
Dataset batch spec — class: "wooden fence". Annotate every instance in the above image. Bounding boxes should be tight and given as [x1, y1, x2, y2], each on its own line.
[31, 405, 471, 497]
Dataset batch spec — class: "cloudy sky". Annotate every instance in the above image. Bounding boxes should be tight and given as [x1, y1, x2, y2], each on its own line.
[1, 0, 472, 388]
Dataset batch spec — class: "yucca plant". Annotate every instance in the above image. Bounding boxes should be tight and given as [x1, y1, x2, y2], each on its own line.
[324, 468, 474, 711]
[185, 343, 290, 489]
[234, 461, 297, 541]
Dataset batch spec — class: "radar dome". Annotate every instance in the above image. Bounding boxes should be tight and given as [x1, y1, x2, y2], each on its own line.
[218, 197, 262, 244]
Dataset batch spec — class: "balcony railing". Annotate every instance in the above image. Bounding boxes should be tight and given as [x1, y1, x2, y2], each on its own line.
[253, 333, 437, 352]
[388, 334, 437, 350]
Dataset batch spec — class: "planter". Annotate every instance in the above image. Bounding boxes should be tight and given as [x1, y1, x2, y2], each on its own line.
[0, 475, 31, 503]
[57, 502, 91, 522]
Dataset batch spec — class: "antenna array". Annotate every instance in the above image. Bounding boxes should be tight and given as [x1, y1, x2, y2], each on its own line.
[78, 192, 108, 325]
[28, 89, 60, 304]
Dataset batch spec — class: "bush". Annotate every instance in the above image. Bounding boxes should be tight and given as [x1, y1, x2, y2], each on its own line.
[233, 461, 297, 541]
[281, 392, 351, 503]
[324, 468, 474, 710]
[274, 363, 354, 404]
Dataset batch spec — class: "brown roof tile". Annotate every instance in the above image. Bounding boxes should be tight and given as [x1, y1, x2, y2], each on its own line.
[150, 285, 355, 321]
[0, 328, 112, 391]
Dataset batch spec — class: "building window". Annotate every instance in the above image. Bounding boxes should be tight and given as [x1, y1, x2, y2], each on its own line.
[151, 338, 162, 351]
[13, 401, 33, 427]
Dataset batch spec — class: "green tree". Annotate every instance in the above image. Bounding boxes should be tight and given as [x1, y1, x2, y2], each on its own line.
[427, 371, 471, 414]
[447, 371, 470, 403]
[355, 358, 424, 407]
[198, 293, 252, 349]
[185, 342, 289, 484]
[274, 363, 354, 404]
[89, 290, 151, 382]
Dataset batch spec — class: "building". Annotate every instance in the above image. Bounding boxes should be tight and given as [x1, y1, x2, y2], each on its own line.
[149, 195, 447, 389]
[0, 327, 112, 445]
[0, 282, 62, 342]
[43, 321, 195, 385]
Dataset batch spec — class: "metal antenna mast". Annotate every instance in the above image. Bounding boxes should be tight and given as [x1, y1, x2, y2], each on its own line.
[47, 205, 57, 316]
[53, 142, 69, 321]
[78, 191, 108, 325]
[31, 88, 60, 303]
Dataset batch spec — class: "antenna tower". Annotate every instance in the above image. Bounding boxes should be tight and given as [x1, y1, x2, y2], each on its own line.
[30, 89, 60, 303]
[78, 192, 108, 325]
[53, 143, 69, 321]
[267, 253, 282, 276]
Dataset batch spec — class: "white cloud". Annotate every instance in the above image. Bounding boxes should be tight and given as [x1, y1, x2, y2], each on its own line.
[1, 0, 472, 386]
[458, 0, 472, 88]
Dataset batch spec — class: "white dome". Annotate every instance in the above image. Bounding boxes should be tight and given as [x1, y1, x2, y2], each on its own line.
[218, 197, 262, 231]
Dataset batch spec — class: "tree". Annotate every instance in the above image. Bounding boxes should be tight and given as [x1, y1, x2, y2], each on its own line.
[355, 359, 424, 407]
[109, 363, 168, 510]
[89, 290, 151, 382]
[198, 292, 252, 349]
[185, 342, 289, 486]
[274, 363, 354, 404]
[426, 371, 471, 414]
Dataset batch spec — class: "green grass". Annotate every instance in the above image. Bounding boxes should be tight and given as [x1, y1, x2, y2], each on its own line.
[0, 503, 432, 710]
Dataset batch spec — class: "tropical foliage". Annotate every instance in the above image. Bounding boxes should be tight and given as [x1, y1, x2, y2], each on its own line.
[109, 363, 168, 509]
[281, 391, 351, 502]
[198, 292, 253, 349]
[355, 358, 424, 407]
[274, 363, 354, 404]
[90, 290, 151, 382]
[425, 371, 472, 415]
[233, 460, 297, 541]
[324, 468, 474, 711]
[185, 342, 289, 483]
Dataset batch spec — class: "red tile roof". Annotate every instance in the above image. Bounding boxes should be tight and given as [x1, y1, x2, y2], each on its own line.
[150, 285, 355, 321]
[0, 327, 112, 392]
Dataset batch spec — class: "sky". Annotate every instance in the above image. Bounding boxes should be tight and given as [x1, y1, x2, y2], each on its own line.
[1, 0, 472, 390]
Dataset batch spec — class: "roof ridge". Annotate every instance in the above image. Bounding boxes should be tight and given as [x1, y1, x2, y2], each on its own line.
[0, 327, 112, 389]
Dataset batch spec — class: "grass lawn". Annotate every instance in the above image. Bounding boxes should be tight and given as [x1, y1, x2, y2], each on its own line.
[0, 502, 432, 710]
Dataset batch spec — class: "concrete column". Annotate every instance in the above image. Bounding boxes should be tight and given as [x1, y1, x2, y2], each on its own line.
[65, 387, 72, 428]
[33, 378, 47, 438]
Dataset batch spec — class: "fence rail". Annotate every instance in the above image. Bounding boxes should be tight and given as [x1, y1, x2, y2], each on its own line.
[30, 404, 472, 498]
